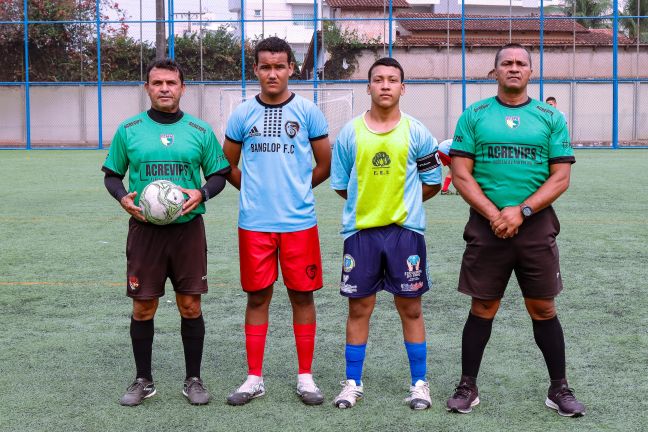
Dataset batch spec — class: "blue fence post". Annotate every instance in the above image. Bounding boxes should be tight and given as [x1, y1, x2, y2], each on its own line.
[388, 0, 393, 57]
[240, 0, 246, 100]
[168, 0, 175, 59]
[23, 0, 31, 149]
[612, 0, 619, 149]
[96, 0, 103, 149]
[539, 0, 544, 102]
[313, 0, 318, 104]
[461, 0, 466, 111]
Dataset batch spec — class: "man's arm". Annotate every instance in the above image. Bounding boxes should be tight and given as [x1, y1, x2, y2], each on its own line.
[334, 190, 347, 200]
[491, 163, 571, 238]
[422, 184, 441, 202]
[452, 156, 500, 222]
[223, 138, 243, 190]
[311, 137, 331, 188]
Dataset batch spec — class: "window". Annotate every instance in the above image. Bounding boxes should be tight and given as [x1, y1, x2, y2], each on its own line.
[293, 13, 314, 29]
[254, 9, 261, 17]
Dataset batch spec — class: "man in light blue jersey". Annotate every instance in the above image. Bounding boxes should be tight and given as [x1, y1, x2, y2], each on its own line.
[331, 57, 442, 410]
[222, 37, 331, 406]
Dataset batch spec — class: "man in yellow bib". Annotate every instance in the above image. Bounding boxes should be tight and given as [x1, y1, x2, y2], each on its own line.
[330, 57, 442, 410]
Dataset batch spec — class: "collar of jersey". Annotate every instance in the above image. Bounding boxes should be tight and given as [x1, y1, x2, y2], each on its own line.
[361, 110, 404, 135]
[255, 92, 296, 108]
[495, 96, 532, 109]
[147, 108, 184, 124]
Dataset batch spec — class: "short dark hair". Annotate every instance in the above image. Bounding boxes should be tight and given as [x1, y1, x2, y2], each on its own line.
[546, 96, 557, 103]
[494, 43, 532, 68]
[146, 58, 184, 84]
[254, 36, 294, 64]
[368, 57, 404, 82]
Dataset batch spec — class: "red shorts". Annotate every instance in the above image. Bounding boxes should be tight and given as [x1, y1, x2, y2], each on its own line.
[238, 226, 323, 292]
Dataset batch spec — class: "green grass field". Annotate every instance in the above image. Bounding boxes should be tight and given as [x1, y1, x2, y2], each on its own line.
[0, 150, 646, 432]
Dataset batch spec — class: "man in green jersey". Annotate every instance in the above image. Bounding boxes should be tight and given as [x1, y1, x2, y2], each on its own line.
[102, 59, 230, 406]
[446, 44, 585, 417]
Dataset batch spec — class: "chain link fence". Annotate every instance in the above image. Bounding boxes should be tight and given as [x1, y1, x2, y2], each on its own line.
[0, 0, 646, 148]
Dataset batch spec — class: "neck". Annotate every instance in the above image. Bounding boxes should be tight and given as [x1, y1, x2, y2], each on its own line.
[147, 107, 183, 124]
[365, 105, 401, 133]
[258, 89, 292, 105]
[496, 89, 529, 106]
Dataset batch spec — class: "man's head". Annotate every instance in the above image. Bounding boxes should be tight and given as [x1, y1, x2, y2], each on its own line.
[254, 37, 295, 101]
[494, 43, 533, 94]
[367, 57, 405, 110]
[546, 96, 557, 107]
[144, 58, 185, 113]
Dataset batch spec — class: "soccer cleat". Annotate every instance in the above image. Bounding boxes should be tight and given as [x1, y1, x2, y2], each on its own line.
[440, 190, 450, 195]
[119, 377, 156, 406]
[333, 379, 364, 409]
[226, 375, 266, 406]
[296, 375, 324, 405]
[446, 375, 480, 414]
[183, 377, 210, 405]
[545, 379, 586, 417]
[405, 380, 432, 410]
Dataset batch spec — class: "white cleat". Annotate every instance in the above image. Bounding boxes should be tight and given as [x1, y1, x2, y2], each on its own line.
[405, 380, 432, 410]
[333, 379, 364, 409]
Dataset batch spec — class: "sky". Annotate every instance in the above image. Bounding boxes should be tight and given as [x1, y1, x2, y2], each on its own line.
[114, 0, 236, 41]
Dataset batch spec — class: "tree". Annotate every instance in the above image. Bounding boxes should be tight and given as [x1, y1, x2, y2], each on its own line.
[547, 0, 612, 29]
[0, 0, 129, 81]
[623, 0, 648, 42]
[321, 21, 380, 80]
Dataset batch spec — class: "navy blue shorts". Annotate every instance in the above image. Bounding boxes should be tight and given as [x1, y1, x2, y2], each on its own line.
[339, 224, 429, 298]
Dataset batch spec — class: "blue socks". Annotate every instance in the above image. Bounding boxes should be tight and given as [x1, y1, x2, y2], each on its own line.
[345, 343, 367, 384]
[404, 341, 427, 385]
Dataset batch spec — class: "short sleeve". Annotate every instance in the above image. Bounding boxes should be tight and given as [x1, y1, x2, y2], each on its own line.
[202, 130, 231, 176]
[103, 126, 129, 175]
[307, 103, 329, 141]
[548, 115, 575, 164]
[449, 108, 476, 159]
[225, 104, 246, 144]
[330, 124, 354, 191]
[414, 125, 442, 185]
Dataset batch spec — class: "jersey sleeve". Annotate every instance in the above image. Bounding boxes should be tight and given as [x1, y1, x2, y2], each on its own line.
[449, 108, 476, 159]
[307, 103, 329, 140]
[224, 104, 246, 144]
[414, 124, 442, 185]
[102, 126, 129, 175]
[201, 129, 231, 177]
[330, 124, 354, 191]
[548, 115, 575, 164]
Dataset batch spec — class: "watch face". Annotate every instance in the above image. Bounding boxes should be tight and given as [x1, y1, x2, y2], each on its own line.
[522, 206, 533, 217]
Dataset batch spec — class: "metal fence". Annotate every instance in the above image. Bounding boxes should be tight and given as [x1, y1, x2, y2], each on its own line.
[1, 0, 647, 149]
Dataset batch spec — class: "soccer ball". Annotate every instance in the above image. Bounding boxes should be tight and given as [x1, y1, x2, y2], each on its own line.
[139, 180, 185, 225]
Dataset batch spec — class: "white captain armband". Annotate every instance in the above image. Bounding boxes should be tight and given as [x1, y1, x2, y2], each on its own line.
[417, 151, 441, 172]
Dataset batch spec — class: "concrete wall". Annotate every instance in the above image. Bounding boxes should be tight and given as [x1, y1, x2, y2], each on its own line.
[1, 81, 646, 147]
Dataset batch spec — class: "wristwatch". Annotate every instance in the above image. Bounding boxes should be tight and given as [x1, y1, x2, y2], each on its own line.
[520, 203, 534, 218]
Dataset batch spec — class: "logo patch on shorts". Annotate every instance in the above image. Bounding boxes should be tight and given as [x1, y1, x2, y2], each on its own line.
[305, 264, 318, 280]
[340, 274, 358, 294]
[128, 276, 140, 292]
[343, 254, 355, 273]
[405, 255, 422, 281]
[400, 281, 424, 292]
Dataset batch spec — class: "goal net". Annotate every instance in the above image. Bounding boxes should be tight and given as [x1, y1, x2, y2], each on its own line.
[218, 87, 354, 146]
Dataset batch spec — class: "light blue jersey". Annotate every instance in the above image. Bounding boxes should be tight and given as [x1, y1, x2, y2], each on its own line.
[225, 93, 328, 232]
[331, 112, 442, 239]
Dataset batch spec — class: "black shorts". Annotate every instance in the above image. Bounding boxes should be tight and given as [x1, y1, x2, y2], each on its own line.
[125, 215, 208, 299]
[458, 207, 563, 300]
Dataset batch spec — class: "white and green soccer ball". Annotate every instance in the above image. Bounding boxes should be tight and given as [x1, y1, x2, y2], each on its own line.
[139, 180, 185, 225]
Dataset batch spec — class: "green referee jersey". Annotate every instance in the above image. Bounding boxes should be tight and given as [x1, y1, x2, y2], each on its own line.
[103, 111, 229, 224]
[450, 96, 575, 209]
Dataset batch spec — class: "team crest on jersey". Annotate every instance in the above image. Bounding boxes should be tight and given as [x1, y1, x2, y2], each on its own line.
[505, 116, 520, 129]
[160, 134, 174, 146]
[343, 254, 356, 273]
[128, 276, 140, 292]
[285, 121, 300, 138]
